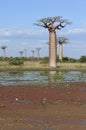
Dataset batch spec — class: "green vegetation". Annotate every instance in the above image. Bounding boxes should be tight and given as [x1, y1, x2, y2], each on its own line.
[0, 56, 85, 71]
[62, 57, 77, 63]
[0, 55, 85, 64]
[79, 56, 86, 63]
[9, 57, 24, 65]
[40, 57, 49, 64]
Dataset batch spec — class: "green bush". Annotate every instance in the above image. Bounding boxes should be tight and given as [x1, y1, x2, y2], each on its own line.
[62, 57, 77, 63]
[79, 56, 86, 63]
[9, 58, 24, 65]
[40, 57, 49, 64]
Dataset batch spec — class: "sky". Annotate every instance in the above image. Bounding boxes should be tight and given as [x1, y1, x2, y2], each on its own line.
[0, 0, 86, 59]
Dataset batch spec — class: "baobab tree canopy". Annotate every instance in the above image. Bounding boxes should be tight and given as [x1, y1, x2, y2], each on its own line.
[1, 46, 7, 49]
[57, 37, 68, 44]
[34, 16, 71, 31]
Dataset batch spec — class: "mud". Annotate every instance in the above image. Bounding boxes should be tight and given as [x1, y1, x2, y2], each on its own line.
[0, 82, 86, 130]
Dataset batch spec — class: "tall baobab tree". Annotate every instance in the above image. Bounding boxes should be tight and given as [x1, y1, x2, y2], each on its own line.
[34, 16, 71, 67]
[19, 51, 24, 57]
[1, 46, 7, 58]
[36, 48, 41, 60]
[23, 48, 28, 57]
[57, 37, 68, 62]
[31, 50, 35, 59]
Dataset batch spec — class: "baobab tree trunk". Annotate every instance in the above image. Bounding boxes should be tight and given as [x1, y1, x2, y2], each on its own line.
[37, 51, 40, 60]
[3, 49, 6, 58]
[36, 48, 41, 60]
[49, 31, 57, 67]
[59, 44, 63, 61]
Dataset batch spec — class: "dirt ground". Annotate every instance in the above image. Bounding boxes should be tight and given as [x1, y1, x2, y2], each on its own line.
[0, 82, 86, 130]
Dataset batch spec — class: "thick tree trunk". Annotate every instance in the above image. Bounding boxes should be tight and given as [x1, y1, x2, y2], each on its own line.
[59, 44, 63, 61]
[49, 31, 57, 67]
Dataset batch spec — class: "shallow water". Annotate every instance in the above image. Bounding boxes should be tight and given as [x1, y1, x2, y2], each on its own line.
[0, 70, 86, 86]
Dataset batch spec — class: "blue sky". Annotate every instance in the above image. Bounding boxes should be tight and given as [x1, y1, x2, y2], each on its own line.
[0, 0, 86, 58]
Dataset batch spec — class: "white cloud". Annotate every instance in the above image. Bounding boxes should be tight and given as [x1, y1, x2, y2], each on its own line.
[38, 39, 48, 43]
[21, 42, 28, 45]
[69, 40, 83, 44]
[63, 40, 86, 52]
[0, 39, 9, 43]
[67, 28, 86, 34]
[58, 23, 86, 35]
[0, 28, 47, 37]
[0, 29, 11, 36]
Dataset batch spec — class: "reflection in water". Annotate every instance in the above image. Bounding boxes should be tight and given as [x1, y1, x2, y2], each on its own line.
[0, 70, 86, 86]
[49, 71, 56, 85]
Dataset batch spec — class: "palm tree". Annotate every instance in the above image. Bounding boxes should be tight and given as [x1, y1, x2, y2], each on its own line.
[36, 48, 41, 60]
[57, 37, 68, 61]
[19, 51, 24, 57]
[1, 46, 7, 58]
[34, 16, 71, 67]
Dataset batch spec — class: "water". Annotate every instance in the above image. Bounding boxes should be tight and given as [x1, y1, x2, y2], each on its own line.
[0, 70, 86, 86]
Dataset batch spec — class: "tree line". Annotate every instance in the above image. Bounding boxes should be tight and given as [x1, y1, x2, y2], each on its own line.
[0, 55, 85, 66]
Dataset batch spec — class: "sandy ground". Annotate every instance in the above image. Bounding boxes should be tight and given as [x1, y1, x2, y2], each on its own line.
[0, 82, 86, 130]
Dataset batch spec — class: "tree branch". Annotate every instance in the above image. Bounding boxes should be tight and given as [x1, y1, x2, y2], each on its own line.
[34, 16, 72, 29]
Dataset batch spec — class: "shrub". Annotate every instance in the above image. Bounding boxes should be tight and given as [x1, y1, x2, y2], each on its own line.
[9, 58, 24, 65]
[79, 56, 86, 63]
[40, 57, 49, 64]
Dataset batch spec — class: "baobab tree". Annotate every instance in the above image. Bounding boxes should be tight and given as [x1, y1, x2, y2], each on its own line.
[31, 50, 35, 59]
[57, 37, 68, 62]
[19, 51, 24, 57]
[1, 46, 7, 58]
[34, 16, 71, 67]
[36, 48, 41, 60]
[23, 48, 28, 57]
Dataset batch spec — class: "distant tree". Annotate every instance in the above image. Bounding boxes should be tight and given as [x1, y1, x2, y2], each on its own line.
[63, 57, 69, 62]
[23, 48, 28, 57]
[36, 48, 41, 60]
[1, 46, 7, 58]
[34, 16, 71, 67]
[79, 56, 86, 63]
[31, 50, 35, 59]
[57, 37, 68, 62]
[68, 58, 77, 63]
[63, 57, 77, 63]
[19, 51, 24, 57]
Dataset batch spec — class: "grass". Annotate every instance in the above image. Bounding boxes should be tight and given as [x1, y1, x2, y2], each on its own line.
[58, 63, 86, 70]
[0, 61, 86, 71]
[0, 62, 85, 87]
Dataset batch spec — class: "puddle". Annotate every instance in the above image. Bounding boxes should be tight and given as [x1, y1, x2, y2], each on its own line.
[0, 70, 86, 86]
